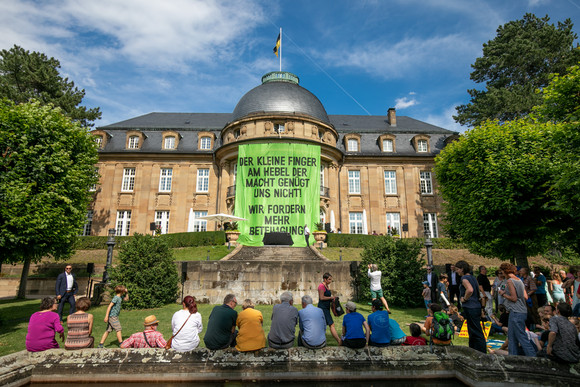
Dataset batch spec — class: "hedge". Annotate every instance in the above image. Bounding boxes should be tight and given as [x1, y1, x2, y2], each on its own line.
[75, 231, 226, 250]
[325, 234, 466, 249]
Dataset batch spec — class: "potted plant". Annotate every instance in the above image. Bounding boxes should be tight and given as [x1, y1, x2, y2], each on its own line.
[225, 221, 240, 243]
[312, 222, 327, 242]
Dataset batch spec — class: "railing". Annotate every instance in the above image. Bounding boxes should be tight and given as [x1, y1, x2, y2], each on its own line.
[320, 186, 330, 198]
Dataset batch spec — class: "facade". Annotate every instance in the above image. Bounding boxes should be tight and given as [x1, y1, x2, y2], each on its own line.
[88, 72, 457, 238]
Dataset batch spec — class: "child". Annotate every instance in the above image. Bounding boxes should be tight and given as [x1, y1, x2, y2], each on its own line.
[437, 274, 450, 309]
[422, 303, 453, 346]
[367, 264, 391, 312]
[447, 305, 464, 332]
[403, 323, 427, 346]
[422, 281, 431, 316]
[490, 304, 508, 335]
[98, 285, 128, 348]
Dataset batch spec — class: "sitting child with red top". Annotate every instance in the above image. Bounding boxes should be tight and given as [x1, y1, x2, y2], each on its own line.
[403, 323, 426, 346]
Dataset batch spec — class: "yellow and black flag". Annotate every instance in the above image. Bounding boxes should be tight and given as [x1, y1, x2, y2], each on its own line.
[273, 33, 281, 57]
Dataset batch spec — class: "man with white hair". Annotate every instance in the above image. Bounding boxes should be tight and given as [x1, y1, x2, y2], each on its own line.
[298, 294, 326, 349]
[268, 291, 299, 349]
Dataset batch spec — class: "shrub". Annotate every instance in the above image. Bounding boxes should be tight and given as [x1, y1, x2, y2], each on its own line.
[75, 231, 225, 250]
[109, 233, 179, 310]
[359, 236, 425, 307]
[326, 233, 377, 248]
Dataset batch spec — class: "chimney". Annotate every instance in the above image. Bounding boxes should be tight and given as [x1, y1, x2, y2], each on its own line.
[387, 108, 396, 127]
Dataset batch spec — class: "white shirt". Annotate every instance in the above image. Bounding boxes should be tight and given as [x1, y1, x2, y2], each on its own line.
[304, 226, 310, 235]
[171, 309, 203, 351]
[368, 269, 382, 292]
[573, 280, 580, 308]
[66, 272, 74, 291]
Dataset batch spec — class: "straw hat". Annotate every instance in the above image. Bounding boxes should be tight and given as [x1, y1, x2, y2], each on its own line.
[144, 315, 159, 326]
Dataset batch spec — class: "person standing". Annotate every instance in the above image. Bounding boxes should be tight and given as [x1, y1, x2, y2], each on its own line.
[55, 265, 78, 320]
[304, 224, 311, 247]
[367, 264, 391, 312]
[533, 267, 548, 308]
[521, 267, 540, 326]
[498, 262, 537, 357]
[268, 292, 299, 349]
[477, 266, 493, 319]
[317, 272, 342, 345]
[424, 265, 438, 304]
[447, 264, 461, 307]
[204, 294, 238, 350]
[455, 260, 486, 353]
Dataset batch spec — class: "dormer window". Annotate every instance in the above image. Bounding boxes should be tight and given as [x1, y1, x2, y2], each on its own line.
[382, 139, 393, 152]
[91, 130, 109, 149]
[417, 139, 428, 152]
[412, 135, 431, 153]
[344, 134, 361, 152]
[348, 139, 358, 152]
[164, 136, 176, 150]
[128, 136, 140, 149]
[95, 136, 103, 149]
[200, 137, 211, 150]
[198, 132, 215, 150]
[162, 131, 180, 150]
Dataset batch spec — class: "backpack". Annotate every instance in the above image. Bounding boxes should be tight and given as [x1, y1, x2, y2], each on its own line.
[431, 311, 453, 342]
[331, 297, 345, 317]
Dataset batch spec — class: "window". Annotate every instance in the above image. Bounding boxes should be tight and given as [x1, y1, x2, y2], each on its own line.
[417, 139, 428, 152]
[200, 136, 211, 150]
[116, 210, 131, 236]
[233, 163, 237, 185]
[420, 171, 433, 194]
[193, 211, 207, 232]
[89, 167, 99, 191]
[274, 123, 285, 133]
[349, 212, 363, 234]
[128, 136, 140, 149]
[423, 213, 438, 238]
[121, 168, 136, 192]
[164, 136, 176, 149]
[159, 168, 172, 192]
[82, 210, 93, 236]
[382, 139, 393, 152]
[348, 170, 360, 194]
[320, 164, 325, 194]
[155, 211, 170, 234]
[320, 208, 326, 225]
[386, 212, 400, 235]
[384, 170, 397, 194]
[347, 139, 358, 152]
[95, 136, 103, 149]
[197, 168, 209, 192]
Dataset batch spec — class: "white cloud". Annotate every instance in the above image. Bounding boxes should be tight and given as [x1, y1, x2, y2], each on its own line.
[394, 97, 417, 110]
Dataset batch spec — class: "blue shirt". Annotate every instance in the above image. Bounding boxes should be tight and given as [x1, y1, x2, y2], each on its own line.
[389, 318, 406, 340]
[368, 310, 391, 344]
[535, 274, 547, 295]
[342, 312, 366, 340]
[298, 304, 326, 346]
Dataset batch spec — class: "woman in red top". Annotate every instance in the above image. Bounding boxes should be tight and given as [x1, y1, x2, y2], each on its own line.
[317, 272, 341, 345]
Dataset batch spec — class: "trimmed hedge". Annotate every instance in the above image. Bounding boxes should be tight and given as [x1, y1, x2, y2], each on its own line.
[326, 233, 466, 249]
[75, 231, 226, 250]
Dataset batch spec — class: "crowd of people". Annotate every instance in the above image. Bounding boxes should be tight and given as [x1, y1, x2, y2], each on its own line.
[24, 263, 580, 365]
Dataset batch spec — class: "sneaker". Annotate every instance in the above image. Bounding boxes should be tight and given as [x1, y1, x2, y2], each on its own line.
[98, 344, 104, 348]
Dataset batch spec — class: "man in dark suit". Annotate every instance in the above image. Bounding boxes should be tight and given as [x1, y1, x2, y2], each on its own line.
[55, 264, 78, 319]
[447, 263, 461, 307]
[424, 265, 438, 304]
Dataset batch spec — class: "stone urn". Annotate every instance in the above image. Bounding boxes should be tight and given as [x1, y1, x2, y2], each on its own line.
[226, 231, 240, 243]
[313, 231, 327, 242]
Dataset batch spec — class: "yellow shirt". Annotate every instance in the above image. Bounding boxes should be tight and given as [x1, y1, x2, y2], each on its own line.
[235, 307, 266, 351]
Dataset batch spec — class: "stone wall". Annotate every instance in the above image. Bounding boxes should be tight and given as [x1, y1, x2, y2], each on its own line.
[2, 347, 578, 386]
[182, 260, 358, 304]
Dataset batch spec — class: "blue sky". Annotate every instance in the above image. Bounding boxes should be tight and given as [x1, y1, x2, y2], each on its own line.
[1, 0, 579, 132]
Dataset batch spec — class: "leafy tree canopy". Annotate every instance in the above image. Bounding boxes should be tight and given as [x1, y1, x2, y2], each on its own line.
[359, 236, 424, 307]
[434, 119, 557, 268]
[110, 234, 179, 310]
[454, 13, 580, 127]
[0, 45, 101, 127]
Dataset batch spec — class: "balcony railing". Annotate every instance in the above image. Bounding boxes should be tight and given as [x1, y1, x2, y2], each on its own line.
[320, 186, 330, 198]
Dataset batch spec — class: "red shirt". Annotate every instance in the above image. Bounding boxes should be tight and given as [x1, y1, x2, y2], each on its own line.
[120, 329, 167, 348]
[403, 335, 427, 346]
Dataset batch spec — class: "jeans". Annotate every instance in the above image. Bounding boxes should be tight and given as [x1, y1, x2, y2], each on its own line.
[462, 307, 487, 353]
[508, 311, 536, 357]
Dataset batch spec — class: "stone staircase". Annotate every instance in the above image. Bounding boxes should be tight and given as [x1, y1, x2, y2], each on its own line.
[225, 246, 327, 261]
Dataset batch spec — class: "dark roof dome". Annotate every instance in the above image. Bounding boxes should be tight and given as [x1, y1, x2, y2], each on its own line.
[232, 72, 330, 124]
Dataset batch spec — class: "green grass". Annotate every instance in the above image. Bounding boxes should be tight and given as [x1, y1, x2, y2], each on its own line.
[0, 298, 488, 357]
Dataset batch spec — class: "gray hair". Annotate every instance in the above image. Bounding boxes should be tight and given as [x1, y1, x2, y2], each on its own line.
[301, 295, 313, 305]
[345, 301, 356, 312]
[371, 264, 378, 271]
[223, 294, 236, 304]
[280, 291, 293, 303]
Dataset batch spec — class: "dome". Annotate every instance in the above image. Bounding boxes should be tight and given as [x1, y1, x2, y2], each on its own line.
[232, 72, 330, 124]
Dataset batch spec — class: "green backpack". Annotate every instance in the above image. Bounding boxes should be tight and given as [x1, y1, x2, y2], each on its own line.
[431, 311, 453, 342]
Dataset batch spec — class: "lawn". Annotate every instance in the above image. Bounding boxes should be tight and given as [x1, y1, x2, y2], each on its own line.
[0, 298, 488, 357]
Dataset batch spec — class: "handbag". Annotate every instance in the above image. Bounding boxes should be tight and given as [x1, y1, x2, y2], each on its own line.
[331, 297, 345, 317]
[164, 312, 192, 350]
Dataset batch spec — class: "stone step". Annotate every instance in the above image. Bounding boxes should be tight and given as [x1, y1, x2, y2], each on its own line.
[228, 246, 326, 261]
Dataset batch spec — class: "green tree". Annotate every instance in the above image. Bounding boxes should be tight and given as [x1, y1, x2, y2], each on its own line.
[434, 119, 557, 268]
[0, 100, 99, 297]
[454, 14, 580, 127]
[110, 234, 179, 310]
[359, 236, 424, 307]
[0, 45, 101, 127]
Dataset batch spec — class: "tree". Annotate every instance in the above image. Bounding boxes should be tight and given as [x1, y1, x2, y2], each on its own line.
[109, 234, 179, 310]
[454, 14, 580, 127]
[0, 100, 99, 297]
[0, 45, 101, 127]
[434, 119, 557, 268]
[359, 236, 424, 307]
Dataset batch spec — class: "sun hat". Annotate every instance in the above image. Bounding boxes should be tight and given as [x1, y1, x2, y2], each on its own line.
[144, 315, 159, 326]
[422, 281, 429, 285]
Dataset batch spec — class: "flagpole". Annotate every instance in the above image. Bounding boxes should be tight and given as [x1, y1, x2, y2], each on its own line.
[279, 27, 282, 72]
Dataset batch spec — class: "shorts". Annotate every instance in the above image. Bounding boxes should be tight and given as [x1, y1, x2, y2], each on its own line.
[320, 307, 334, 326]
[370, 289, 384, 299]
[106, 316, 122, 332]
[424, 300, 432, 309]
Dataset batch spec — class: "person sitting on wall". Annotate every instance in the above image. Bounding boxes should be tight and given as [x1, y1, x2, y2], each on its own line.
[298, 295, 327, 349]
[236, 299, 266, 352]
[120, 315, 166, 348]
[368, 299, 391, 347]
[268, 291, 299, 349]
[341, 301, 370, 349]
[537, 303, 580, 363]
[204, 294, 238, 350]
[25, 297, 65, 352]
[403, 323, 427, 346]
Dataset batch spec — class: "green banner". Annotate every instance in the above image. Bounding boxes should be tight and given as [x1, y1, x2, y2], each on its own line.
[234, 143, 320, 246]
